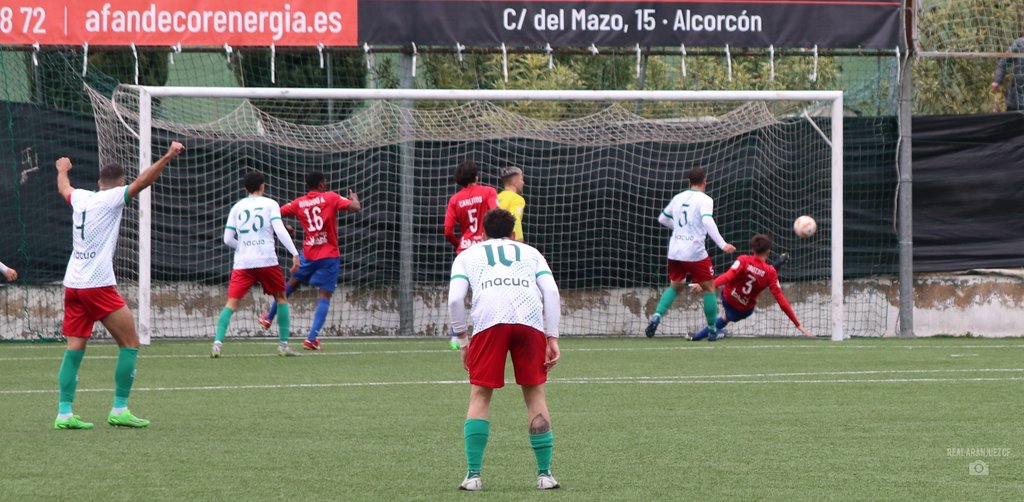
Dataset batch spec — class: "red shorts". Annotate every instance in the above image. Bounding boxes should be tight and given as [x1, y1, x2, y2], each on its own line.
[227, 266, 286, 299]
[467, 324, 548, 389]
[63, 286, 127, 338]
[668, 257, 715, 284]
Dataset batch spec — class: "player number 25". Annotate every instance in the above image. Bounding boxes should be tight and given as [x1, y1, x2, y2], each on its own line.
[237, 208, 265, 234]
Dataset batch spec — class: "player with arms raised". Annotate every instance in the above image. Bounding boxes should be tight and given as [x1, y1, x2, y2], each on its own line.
[690, 233, 813, 340]
[449, 209, 561, 492]
[259, 171, 361, 350]
[444, 160, 498, 254]
[212, 172, 301, 358]
[646, 167, 735, 339]
[53, 142, 184, 430]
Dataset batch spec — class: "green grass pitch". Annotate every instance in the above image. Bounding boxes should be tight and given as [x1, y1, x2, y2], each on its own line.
[1, 337, 1022, 501]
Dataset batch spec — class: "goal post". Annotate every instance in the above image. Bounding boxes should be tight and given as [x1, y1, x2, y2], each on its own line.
[116, 86, 844, 343]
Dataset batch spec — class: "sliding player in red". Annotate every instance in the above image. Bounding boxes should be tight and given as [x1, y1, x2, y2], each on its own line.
[690, 233, 813, 340]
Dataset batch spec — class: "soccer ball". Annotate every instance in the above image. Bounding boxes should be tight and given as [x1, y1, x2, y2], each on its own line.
[794, 215, 817, 238]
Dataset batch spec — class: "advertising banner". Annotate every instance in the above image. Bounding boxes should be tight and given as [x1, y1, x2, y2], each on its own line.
[0, 0, 357, 46]
[357, 0, 902, 49]
[0, 0, 900, 49]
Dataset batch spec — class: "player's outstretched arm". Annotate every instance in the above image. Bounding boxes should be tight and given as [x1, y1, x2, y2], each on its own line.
[271, 218, 301, 273]
[657, 210, 674, 229]
[537, 273, 561, 369]
[127, 141, 185, 199]
[345, 190, 361, 213]
[223, 228, 239, 250]
[702, 215, 736, 253]
[0, 261, 16, 282]
[55, 157, 74, 201]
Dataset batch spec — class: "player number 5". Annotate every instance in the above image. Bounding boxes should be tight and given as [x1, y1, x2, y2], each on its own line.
[468, 208, 479, 233]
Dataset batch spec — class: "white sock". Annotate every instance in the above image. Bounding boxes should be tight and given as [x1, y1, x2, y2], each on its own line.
[111, 407, 127, 415]
[57, 412, 73, 420]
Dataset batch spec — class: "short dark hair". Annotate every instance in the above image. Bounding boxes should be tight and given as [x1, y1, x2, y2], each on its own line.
[454, 161, 480, 188]
[483, 208, 516, 239]
[306, 171, 326, 191]
[244, 171, 266, 193]
[99, 163, 125, 185]
[750, 233, 773, 255]
[688, 167, 707, 187]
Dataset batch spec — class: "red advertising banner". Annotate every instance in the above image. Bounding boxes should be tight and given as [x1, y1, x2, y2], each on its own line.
[0, 0, 358, 46]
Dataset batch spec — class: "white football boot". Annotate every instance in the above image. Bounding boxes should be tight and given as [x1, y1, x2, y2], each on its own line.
[537, 473, 560, 490]
[458, 475, 482, 491]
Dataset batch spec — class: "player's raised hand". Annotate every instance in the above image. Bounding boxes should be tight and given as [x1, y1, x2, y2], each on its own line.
[55, 157, 72, 173]
[798, 326, 814, 337]
[166, 141, 185, 157]
[723, 243, 737, 254]
[544, 337, 560, 370]
[3, 267, 17, 282]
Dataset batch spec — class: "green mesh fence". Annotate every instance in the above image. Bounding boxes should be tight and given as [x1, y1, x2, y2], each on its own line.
[0, 46, 898, 340]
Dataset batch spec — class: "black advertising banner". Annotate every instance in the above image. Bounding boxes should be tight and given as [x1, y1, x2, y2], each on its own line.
[357, 0, 902, 49]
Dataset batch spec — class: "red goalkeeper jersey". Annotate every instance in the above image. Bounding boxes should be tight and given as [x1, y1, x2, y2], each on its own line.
[444, 184, 498, 254]
[715, 254, 801, 327]
[281, 191, 352, 260]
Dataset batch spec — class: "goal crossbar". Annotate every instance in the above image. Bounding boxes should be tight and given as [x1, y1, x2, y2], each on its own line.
[125, 86, 844, 343]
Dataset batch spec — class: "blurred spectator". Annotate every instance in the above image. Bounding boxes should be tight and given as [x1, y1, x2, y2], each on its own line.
[992, 37, 1024, 111]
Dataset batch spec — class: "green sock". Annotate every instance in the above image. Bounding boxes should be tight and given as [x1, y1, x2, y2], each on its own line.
[655, 287, 678, 316]
[215, 307, 234, 343]
[113, 347, 138, 409]
[277, 304, 290, 343]
[703, 293, 718, 333]
[464, 418, 490, 477]
[530, 430, 554, 476]
[57, 349, 85, 415]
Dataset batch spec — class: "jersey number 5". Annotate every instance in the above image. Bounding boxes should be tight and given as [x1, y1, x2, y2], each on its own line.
[467, 208, 479, 234]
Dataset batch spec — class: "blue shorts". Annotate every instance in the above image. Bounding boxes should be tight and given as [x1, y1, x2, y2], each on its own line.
[291, 256, 341, 293]
[721, 294, 755, 323]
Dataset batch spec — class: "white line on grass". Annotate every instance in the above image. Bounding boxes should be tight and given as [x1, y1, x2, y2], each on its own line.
[5, 343, 1024, 362]
[4, 369, 1024, 395]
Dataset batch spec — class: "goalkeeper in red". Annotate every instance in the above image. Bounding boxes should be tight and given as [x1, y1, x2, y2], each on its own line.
[690, 233, 814, 340]
[259, 171, 361, 350]
[449, 209, 561, 492]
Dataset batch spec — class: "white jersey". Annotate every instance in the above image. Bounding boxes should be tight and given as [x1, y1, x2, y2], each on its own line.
[450, 239, 553, 334]
[63, 187, 130, 289]
[225, 196, 286, 270]
[662, 189, 715, 262]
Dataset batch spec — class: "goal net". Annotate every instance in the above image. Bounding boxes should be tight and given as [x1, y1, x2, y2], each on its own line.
[89, 85, 853, 342]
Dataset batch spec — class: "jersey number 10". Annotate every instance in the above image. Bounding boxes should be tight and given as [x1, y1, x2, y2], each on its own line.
[482, 244, 521, 267]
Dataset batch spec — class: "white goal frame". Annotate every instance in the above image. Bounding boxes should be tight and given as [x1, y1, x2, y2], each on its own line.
[127, 86, 844, 343]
